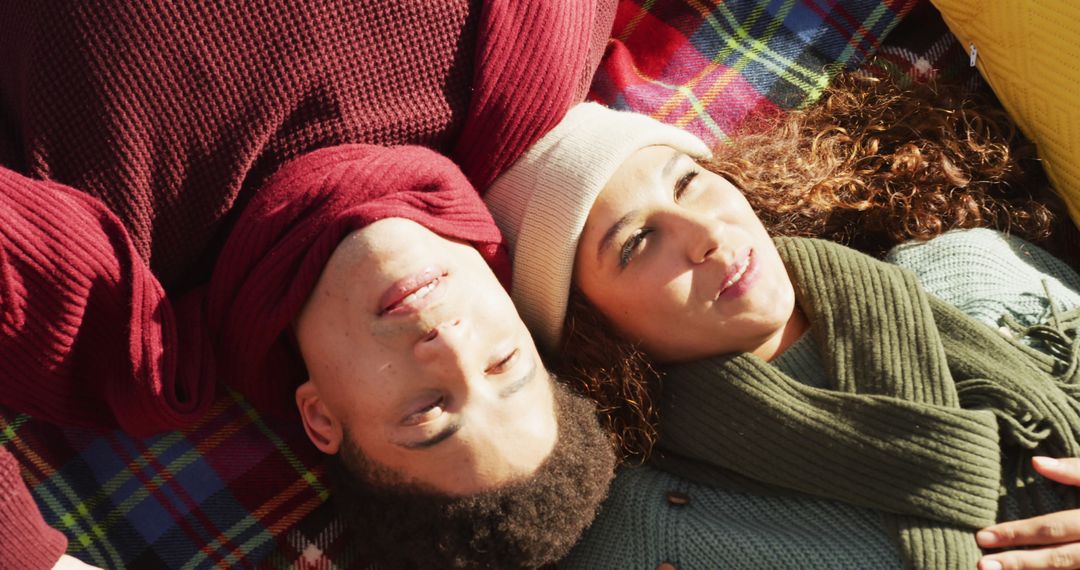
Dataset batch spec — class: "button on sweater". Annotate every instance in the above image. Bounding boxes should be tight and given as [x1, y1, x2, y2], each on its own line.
[562, 229, 1080, 569]
[0, 3, 617, 565]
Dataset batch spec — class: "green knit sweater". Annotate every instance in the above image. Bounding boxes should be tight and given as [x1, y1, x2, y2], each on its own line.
[561, 229, 1080, 569]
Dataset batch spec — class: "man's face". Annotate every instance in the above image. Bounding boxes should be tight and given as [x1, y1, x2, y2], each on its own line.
[294, 218, 557, 495]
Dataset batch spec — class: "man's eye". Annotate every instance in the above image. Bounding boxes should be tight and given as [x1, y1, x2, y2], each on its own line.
[486, 348, 519, 375]
[674, 170, 700, 200]
[619, 229, 652, 268]
[403, 398, 444, 426]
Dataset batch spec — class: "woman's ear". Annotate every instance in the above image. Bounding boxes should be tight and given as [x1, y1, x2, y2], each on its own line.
[295, 380, 343, 454]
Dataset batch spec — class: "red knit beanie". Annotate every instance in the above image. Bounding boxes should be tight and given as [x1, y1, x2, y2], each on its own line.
[207, 144, 510, 418]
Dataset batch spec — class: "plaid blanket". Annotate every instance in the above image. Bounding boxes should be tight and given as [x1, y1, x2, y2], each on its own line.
[588, 0, 919, 145]
[0, 392, 329, 569]
[4, 1, 955, 567]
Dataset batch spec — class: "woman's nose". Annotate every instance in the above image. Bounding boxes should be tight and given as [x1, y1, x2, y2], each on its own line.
[678, 211, 720, 264]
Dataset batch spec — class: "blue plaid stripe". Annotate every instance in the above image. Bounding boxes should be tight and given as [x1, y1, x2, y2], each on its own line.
[3, 388, 327, 568]
[589, 0, 918, 145]
[3, 2, 940, 568]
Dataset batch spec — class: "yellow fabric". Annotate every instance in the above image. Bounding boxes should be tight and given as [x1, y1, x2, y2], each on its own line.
[931, 0, 1080, 228]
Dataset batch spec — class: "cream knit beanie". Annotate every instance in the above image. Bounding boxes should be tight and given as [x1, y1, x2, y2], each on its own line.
[485, 102, 711, 351]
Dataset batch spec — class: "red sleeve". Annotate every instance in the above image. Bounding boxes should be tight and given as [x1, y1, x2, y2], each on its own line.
[0, 168, 213, 436]
[453, 0, 616, 191]
[0, 446, 66, 569]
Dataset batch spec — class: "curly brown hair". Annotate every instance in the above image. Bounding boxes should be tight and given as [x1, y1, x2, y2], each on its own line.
[716, 73, 1056, 256]
[326, 378, 616, 569]
[557, 72, 1067, 462]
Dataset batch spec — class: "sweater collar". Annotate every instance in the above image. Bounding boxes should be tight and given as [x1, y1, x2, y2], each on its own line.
[655, 236, 1080, 569]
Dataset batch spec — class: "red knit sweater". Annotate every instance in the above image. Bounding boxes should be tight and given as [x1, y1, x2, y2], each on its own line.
[0, 1, 615, 565]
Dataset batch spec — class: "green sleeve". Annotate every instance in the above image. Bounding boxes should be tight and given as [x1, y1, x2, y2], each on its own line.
[886, 228, 1080, 329]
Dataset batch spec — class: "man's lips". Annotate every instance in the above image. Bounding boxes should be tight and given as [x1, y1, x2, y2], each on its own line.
[379, 267, 447, 315]
[716, 249, 754, 298]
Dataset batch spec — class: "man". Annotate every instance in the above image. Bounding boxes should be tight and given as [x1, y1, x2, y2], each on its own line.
[0, 1, 617, 566]
[212, 144, 616, 567]
[0, 144, 615, 568]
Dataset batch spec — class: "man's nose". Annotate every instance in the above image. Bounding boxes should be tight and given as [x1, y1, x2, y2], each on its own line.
[413, 318, 474, 380]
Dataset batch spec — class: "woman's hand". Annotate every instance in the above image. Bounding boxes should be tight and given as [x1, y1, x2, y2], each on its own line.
[978, 457, 1080, 569]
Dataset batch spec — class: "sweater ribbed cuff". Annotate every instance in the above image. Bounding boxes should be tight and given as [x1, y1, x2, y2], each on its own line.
[0, 448, 67, 570]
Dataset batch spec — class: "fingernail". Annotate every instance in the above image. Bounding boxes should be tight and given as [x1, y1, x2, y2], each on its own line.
[1034, 456, 1059, 468]
[976, 530, 998, 546]
[980, 559, 1003, 570]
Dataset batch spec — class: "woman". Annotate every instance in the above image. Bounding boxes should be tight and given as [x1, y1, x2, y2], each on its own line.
[486, 77, 1080, 569]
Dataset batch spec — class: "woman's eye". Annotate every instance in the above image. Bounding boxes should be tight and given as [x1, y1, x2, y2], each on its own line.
[403, 398, 444, 426]
[674, 170, 700, 200]
[619, 229, 652, 268]
[486, 349, 519, 375]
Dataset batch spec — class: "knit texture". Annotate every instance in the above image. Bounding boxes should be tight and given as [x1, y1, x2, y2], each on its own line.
[565, 230, 1080, 569]
[0, 168, 213, 435]
[206, 144, 509, 418]
[658, 237, 1080, 569]
[0, 0, 613, 287]
[0, 0, 614, 434]
[561, 464, 902, 569]
[455, 1, 617, 191]
[0, 448, 66, 570]
[887, 228, 1080, 331]
[0, 2, 615, 565]
[772, 333, 830, 388]
[1, 1, 474, 286]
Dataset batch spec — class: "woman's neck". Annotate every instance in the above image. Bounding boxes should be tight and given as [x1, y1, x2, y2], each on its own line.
[752, 304, 810, 362]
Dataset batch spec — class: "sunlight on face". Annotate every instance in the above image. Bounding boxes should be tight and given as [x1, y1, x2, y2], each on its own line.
[296, 218, 557, 495]
[573, 146, 798, 362]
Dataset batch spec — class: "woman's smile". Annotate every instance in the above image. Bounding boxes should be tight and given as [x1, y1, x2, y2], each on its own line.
[716, 248, 757, 300]
[574, 145, 799, 363]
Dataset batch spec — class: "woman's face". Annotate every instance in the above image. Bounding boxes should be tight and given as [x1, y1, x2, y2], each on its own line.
[574, 145, 797, 362]
[295, 218, 557, 496]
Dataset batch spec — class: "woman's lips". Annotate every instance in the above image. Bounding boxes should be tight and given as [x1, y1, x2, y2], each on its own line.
[716, 248, 757, 299]
[379, 267, 448, 316]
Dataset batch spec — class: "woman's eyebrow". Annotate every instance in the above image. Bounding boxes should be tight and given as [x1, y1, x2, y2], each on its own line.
[598, 212, 637, 262]
[597, 152, 685, 262]
[663, 150, 684, 178]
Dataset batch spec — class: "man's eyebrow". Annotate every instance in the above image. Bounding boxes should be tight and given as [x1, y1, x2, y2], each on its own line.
[395, 359, 538, 450]
[398, 421, 462, 450]
[498, 358, 538, 399]
[597, 211, 638, 263]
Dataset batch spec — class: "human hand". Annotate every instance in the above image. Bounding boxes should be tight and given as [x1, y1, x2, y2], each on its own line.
[977, 457, 1080, 569]
[52, 554, 102, 570]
